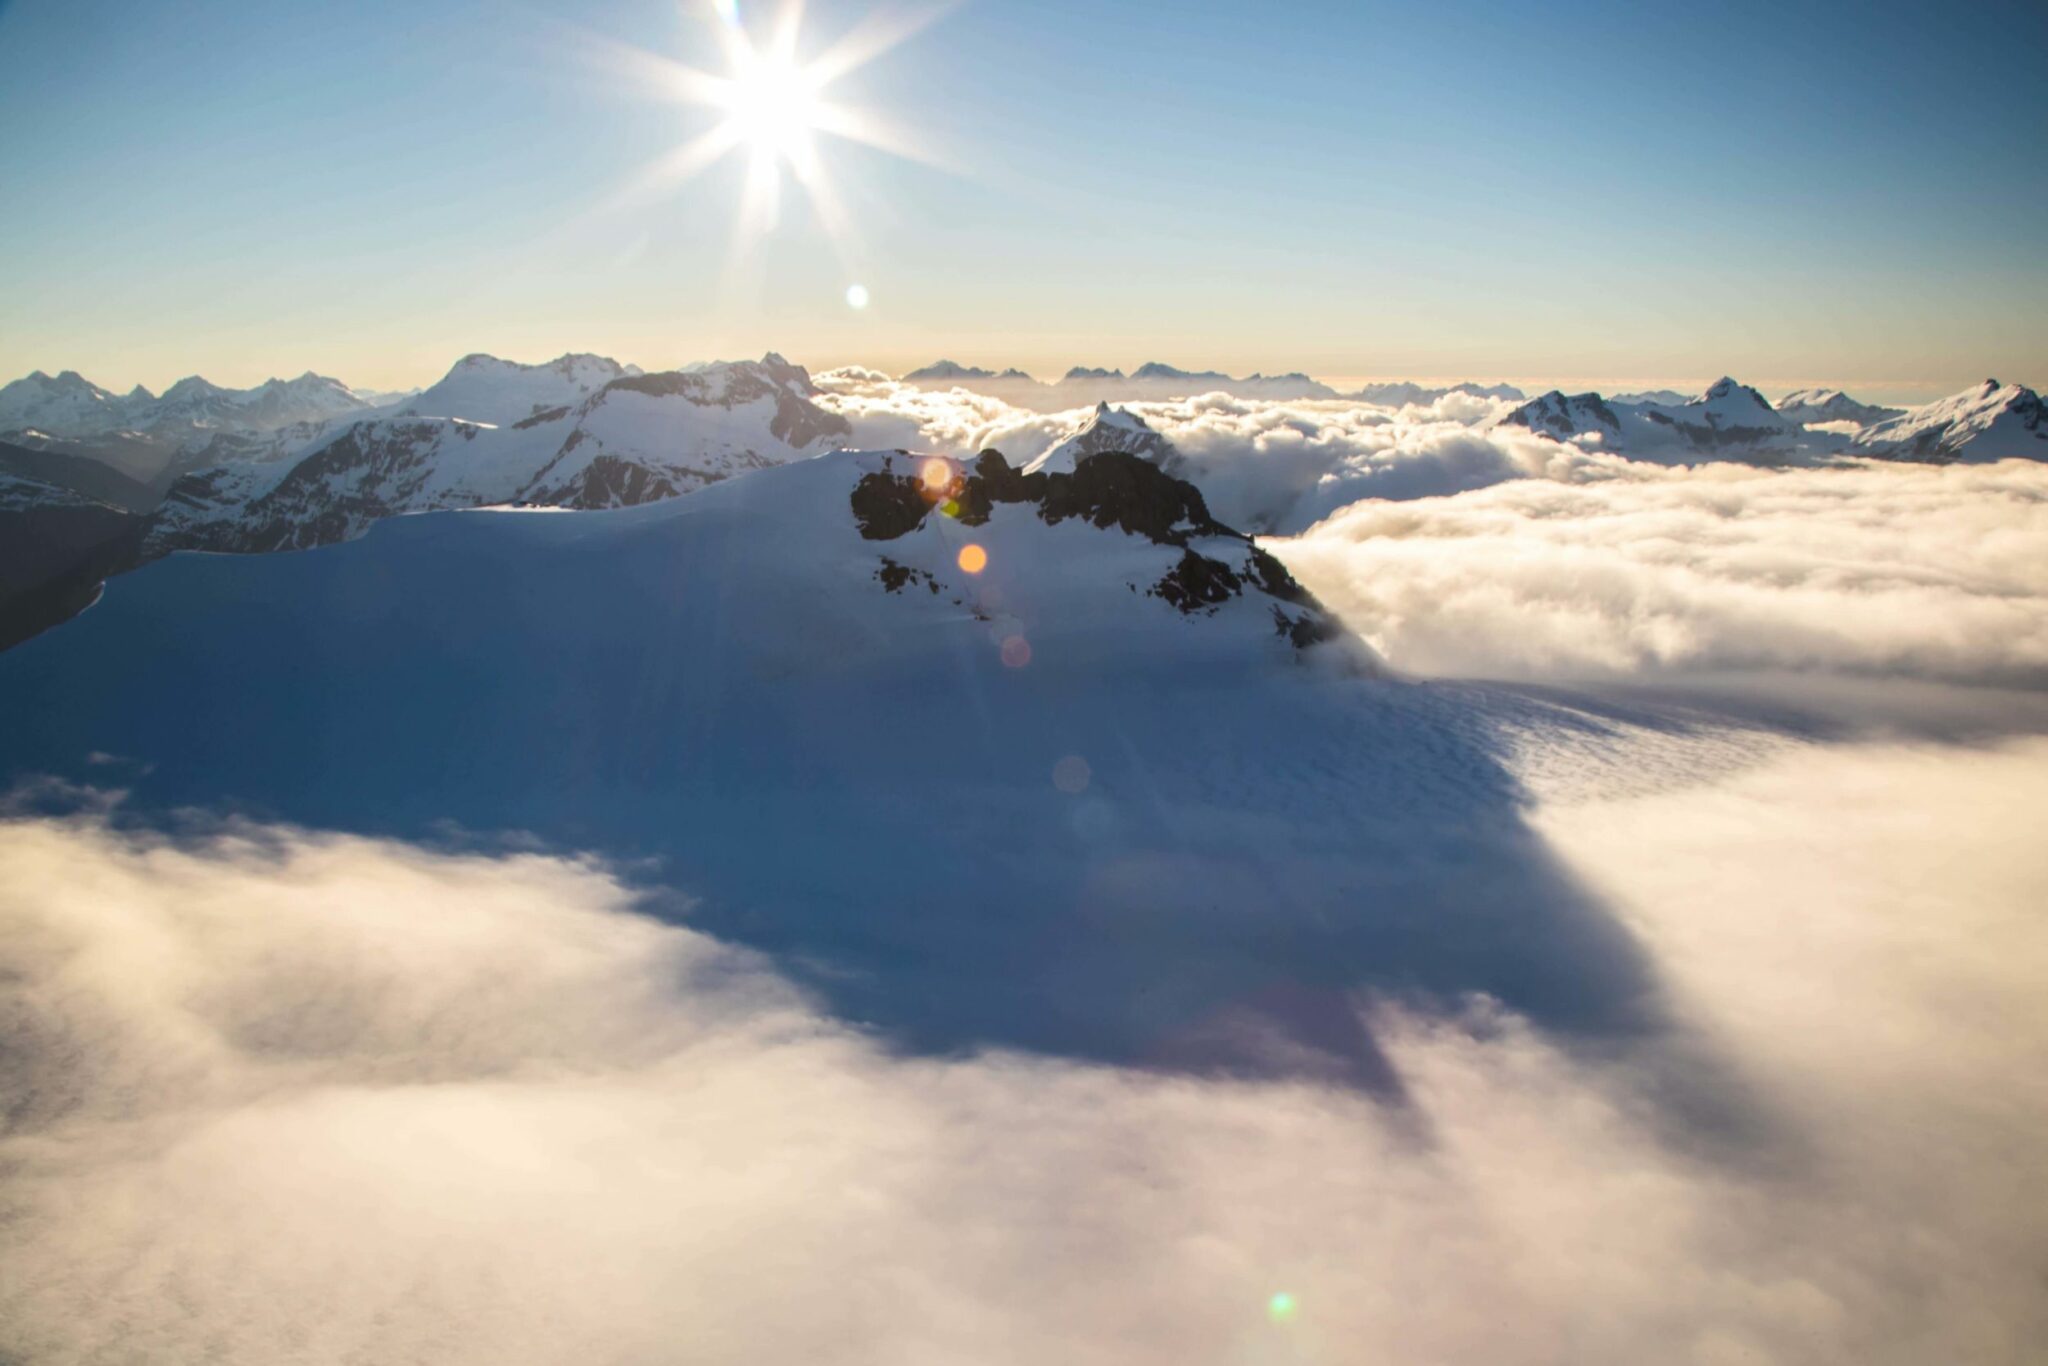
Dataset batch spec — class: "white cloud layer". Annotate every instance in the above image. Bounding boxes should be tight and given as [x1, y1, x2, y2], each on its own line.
[5, 735, 2047, 1364]
[1274, 460, 2048, 687]
[813, 370, 1585, 533]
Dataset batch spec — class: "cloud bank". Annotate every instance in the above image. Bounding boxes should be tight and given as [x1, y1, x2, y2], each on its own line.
[1272, 460, 2048, 687]
[5, 737, 2047, 1364]
[814, 369, 1590, 533]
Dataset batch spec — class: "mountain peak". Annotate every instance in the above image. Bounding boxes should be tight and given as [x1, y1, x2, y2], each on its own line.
[163, 375, 226, 399]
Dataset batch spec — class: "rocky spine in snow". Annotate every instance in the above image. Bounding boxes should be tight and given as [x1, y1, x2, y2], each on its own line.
[853, 449, 1339, 649]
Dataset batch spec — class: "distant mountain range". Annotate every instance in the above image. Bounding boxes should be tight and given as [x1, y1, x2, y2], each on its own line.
[145, 353, 850, 558]
[0, 369, 377, 487]
[898, 361, 1526, 411]
[2, 349, 2042, 653]
[1500, 377, 2046, 464]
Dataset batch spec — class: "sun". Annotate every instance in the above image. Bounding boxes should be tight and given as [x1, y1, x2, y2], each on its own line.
[599, 1, 951, 247]
[718, 44, 825, 164]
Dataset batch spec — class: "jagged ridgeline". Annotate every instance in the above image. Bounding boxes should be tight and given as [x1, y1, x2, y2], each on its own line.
[854, 449, 1339, 650]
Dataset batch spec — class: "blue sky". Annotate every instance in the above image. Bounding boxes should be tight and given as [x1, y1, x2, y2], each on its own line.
[1, 0, 2042, 400]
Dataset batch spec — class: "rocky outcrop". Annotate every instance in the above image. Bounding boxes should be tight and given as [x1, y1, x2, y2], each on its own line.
[852, 449, 1339, 648]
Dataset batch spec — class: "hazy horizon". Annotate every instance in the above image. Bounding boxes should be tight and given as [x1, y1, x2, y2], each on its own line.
[4, 346, 2026, 410]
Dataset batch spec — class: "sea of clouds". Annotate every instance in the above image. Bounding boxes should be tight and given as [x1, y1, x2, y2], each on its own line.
[4, 731, 2046, 1364]
[818, 371, 2048, 696]
[815, 369, 1605, 533]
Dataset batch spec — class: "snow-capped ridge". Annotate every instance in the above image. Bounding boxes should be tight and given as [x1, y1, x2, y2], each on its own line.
[1851, 379, 2046, 464]
[1027, 403, 1183, 477]
[1776, 388, 1903, 427]
[1501, 377, 1813, 463]
[143, 354, 854, 554]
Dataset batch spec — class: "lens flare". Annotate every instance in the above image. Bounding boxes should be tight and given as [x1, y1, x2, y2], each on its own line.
[921, 458, 954, 494]
[845, 283, 870, 309]
[592, 2, 955, 247]
[1267, 1292, 1299, 1324]
[957, 544, 988, 575]
[1052, 755, 1091, 794]
[1000, 635, 1032, 668]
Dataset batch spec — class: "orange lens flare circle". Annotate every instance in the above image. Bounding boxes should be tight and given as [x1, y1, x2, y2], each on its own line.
[957, 544, 988, 575]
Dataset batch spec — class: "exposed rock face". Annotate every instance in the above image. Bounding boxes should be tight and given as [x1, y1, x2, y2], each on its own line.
[1502, 391, 1624, 443]
[544, 454, 681, 511]
[147, 420, 487, 557]
[852, 449, 1339, 649]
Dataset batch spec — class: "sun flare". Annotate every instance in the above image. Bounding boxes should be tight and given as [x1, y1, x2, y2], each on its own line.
[603, 1, 951, 248]
[718, 44, 825, 163]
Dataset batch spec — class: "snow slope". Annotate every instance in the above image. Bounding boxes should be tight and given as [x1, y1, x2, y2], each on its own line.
[1776, 388, 1902, 427]
[399, 352, 640, 427]
[1851, 380, 2048, 463]
[0, 445, 1688, 1083]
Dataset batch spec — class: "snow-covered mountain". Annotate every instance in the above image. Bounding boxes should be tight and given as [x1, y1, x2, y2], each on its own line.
[1850, 380, 2047, 463]
[1776, 388, 1902, 427]
[0, 371, 133, 436]
[897, 361, 1339, 409]
[1501, 377, 1819, 462]
[149, 372, 371, 437]
[143, 355, 852, 558]
[902, 360, 1039, 385]
[36, 439, 1711, 1088]
[1026, 403, 1185, 476]
[0, 368, 372, 441]
[399, 352, 641, 427]
[0, 366, 384, 489]
[1348, 380, 1527, 406]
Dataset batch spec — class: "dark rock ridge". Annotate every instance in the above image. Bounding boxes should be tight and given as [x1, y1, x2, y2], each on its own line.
[1501, 391, 1622, 441]
[853, 449, 1339, 649]
[0, 476, 144, 652]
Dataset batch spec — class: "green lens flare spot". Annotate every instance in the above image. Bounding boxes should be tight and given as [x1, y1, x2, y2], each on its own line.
[941, 499, 961, 518]
[1267, 1292, 1298, 1324]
